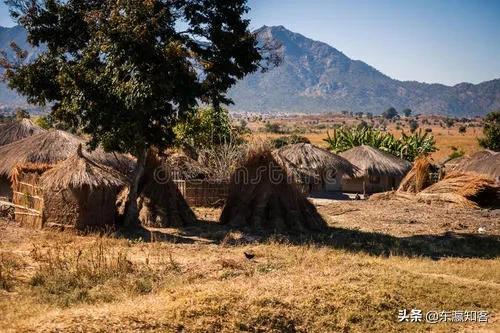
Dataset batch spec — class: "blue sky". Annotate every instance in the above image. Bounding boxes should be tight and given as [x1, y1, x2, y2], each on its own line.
[1, 0, 499, 85]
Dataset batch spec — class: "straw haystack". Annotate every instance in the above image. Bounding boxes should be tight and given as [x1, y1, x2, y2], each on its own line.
[451, 151, 500, 182]
[273, 143, 357, 193]
[133, 148, 197, 228]
[417, 172, 499, 208]
[0, 118, 45, 147]
[339, 145, 412, 193]
[39, 145, 126, 230]
[220, 148, 326, 232]
[398, 156, 438, 193]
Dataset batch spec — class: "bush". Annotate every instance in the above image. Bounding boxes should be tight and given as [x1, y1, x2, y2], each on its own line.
[272, 134, 310, 148]
[448, 146, 465, 160]
[478, 111, 500, 151]
[174, 106, 235, 149]
[264, 122, 282, 134]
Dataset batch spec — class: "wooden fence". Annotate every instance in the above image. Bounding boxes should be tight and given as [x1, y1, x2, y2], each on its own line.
[12, 175, 44, 229]
[174, 180, 229, 207]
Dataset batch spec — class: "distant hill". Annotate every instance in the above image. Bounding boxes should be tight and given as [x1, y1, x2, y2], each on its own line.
[228, 25, 500, 116]
[0, 25, 42, 108]
[0, 24, 499, 116]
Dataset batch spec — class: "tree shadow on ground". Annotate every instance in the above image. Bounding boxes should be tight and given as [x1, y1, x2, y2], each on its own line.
[138, 219, 500, 260]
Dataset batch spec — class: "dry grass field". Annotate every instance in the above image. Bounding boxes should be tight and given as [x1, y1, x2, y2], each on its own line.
[247, 114, 483, 162]
[1, 198, 499, 333]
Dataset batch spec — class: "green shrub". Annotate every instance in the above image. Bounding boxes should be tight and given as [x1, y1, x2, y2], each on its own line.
[272, 134, 311, 148]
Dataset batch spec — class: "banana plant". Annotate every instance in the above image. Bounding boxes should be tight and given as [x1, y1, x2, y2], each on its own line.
[324, 127, 437, 161]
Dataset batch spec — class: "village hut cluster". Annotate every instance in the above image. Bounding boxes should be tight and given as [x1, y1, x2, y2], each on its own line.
[0, 117, 499, 233]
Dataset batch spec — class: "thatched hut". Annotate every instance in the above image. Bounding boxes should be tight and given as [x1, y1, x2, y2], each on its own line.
[0, 130, 133, 200]
[339, 145, 411, 193]
[272, 143, 358, 194]
[220, 148, 326, 232]
[133, 148, 197, 227]
[451, 151, 500, 182]
[37, 146, 126, 230]
[0, 118, 45, 147]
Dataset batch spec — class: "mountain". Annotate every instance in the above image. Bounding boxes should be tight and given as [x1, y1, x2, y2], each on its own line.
[228, 25, 500, 116]
[0, 24, 499, 116]
[0, 25, 42, 108]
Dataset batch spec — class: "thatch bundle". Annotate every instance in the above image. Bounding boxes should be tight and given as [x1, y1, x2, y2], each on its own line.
[398, 157, 434, 193]
[165, 151, 210, 180]
[418, 172, 499, 208]
[0, 130, 133, 178]
[135, 148, 197, 228]
[272, 143, 357, 183]
[37, 145, 126, 230]
[339, 145, 412, 178]
[220, 147, 326, 232]
[450, 151, 499, 181]
[0, 118, 45, 147]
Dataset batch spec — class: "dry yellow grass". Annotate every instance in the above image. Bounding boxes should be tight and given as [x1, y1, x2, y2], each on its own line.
[1, 199, 499, 333]
[250, 123, 482, 162]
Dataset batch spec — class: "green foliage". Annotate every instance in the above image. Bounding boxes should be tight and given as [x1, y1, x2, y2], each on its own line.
[272, 134, 310, 149]
[448, 146, 465, 160]
[264, 122, 282, 134]
[458, 125, 467, 134]
[402, 108, 412, 117]
[356, 120, 370, 130]
[382, 107, 398, 120]
[3, 0, 261, 156]
[444, 118, 455, 128]
[34, 115, 52, 130]
[409, 119, 419, 133]
[324, 127, 437, 161]
[174, 106, 234, 149]
[478, 111, 500, 151]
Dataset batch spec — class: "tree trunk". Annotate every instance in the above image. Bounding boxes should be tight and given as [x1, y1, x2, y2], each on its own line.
[124, 148, 147, 229]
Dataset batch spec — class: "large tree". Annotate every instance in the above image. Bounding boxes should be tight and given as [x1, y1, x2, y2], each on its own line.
[2, 0, 263, 227]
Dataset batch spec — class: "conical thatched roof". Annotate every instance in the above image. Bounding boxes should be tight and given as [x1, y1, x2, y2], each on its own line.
[452, 150, 500, 181]
[339, 145, 411, 178]
[0, 129, 133, 178]
[272, 143, 358, 180]
[40, 145, 126, 190]
[0, 118, 46, 147]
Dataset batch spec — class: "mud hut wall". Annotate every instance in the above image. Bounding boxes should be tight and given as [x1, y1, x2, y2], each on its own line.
[43, 186, 117, 229]
[341, 175, 403, 193]
[0, 175, 12, 200]
[174, 180, 229, 207]
[12, 172, 44, 228]
[78, 187, 118, 228]
[43, 188, 79, 228]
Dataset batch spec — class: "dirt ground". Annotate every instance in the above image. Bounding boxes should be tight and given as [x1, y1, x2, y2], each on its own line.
[1, 198, 499, 333]
[195, 199, 500, 238]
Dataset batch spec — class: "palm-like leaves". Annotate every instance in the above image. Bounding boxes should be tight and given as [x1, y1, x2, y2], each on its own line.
[324, 127, 436, 161]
